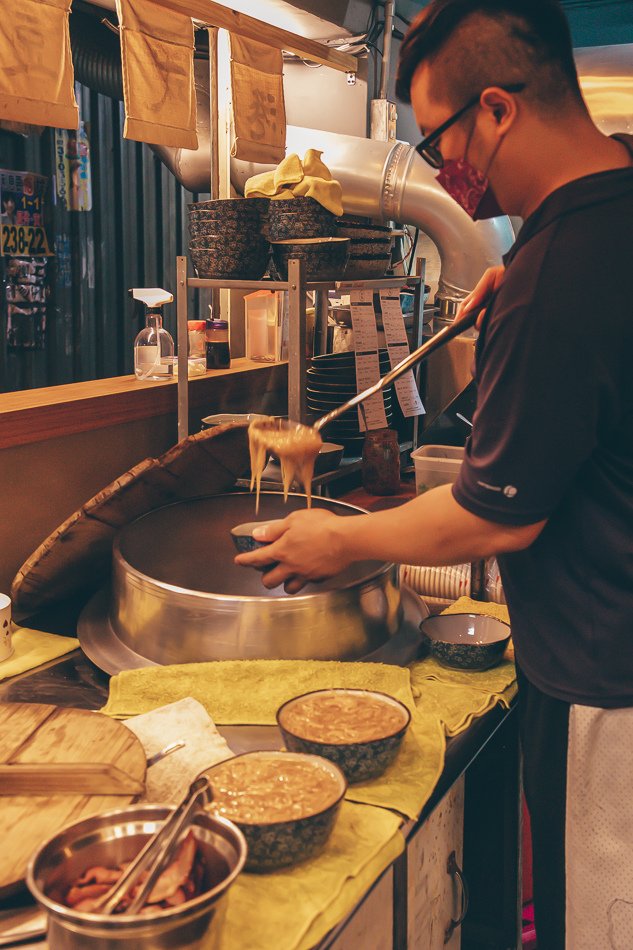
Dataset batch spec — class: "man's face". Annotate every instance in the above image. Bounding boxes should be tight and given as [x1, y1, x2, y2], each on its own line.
[409, 63, 477, 167]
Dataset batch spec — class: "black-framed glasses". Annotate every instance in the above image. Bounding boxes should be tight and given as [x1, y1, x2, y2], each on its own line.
[415, 83, 526, 169]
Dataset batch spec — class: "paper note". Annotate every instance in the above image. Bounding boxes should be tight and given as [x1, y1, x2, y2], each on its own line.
[350, 290, 388, 431]
[379, 290, 425, 419]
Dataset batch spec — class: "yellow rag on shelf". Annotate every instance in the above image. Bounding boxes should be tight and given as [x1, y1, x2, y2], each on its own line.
[245, 149, 344, 216]
[411, 596, 516, 735]
[0, 626, 78, 682]
[103, 659, 445, 821]
[219, 801, 403, 950]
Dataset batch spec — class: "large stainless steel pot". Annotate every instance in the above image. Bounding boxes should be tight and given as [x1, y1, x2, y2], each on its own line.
[80, 493, 419, 671]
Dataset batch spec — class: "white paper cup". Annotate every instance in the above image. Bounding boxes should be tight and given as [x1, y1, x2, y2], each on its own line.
[0, 593, 14, 662]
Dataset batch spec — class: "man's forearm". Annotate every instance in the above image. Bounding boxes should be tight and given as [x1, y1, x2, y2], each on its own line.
[335, 484, 545, 566]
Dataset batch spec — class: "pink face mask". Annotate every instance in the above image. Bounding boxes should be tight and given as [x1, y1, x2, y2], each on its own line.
[436, 158, 504, 220]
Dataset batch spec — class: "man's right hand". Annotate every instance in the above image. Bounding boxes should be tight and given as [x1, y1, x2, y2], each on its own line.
[456, 265, 505, 328]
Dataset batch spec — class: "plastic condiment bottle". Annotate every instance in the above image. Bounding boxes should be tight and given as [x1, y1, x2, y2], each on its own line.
[206, 308, 231, 369]
[131, 288, 174, 380]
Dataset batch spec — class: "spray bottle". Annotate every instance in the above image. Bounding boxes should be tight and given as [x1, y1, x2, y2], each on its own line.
[131, 288, 175, 380]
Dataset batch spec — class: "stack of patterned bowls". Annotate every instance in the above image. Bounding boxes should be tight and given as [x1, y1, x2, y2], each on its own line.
[188, 198, 270, 279]
[335, 214, 394, 279]
[267, 197, 338, 241]
[307, 350, 393, 454]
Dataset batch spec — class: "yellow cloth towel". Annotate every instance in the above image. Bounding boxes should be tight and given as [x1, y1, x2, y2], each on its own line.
[219, 801, 403, 950]
[115, 0, 197, 149]
[410, 596, 516, 736]
[0, 0, 78, 130]
[245, 150, 344, 216]
[0, 626, 78, 682]
[103, 659, 445, 820]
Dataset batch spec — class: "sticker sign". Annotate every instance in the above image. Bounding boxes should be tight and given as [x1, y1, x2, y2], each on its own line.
[0, 169, 51, 257]
[379, 290, 425, 418]
[350, 290, 388, 432]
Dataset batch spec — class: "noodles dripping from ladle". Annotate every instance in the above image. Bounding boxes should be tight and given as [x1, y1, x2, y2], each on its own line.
[248, 418, 322, 514]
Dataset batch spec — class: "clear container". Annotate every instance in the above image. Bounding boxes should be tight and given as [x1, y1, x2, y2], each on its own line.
[411, 444, 464, 494]
[134, 309, 174, 380]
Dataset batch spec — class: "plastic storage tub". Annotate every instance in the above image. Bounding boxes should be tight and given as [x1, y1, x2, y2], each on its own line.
[412, 444, 464, 494]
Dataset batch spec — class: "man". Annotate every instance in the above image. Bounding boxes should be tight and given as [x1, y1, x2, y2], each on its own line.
[236, 2, 633, 945]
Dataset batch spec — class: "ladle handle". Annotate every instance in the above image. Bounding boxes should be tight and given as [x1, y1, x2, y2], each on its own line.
[314, 305, 481, 433]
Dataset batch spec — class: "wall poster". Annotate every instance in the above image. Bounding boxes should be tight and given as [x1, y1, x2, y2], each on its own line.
[1, 169, 51, 351]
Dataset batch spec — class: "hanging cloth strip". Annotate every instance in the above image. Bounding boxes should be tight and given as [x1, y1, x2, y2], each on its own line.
[115, 0, 197, 149]
[0, 0, 78, 130]
[230, 33, 286, 164]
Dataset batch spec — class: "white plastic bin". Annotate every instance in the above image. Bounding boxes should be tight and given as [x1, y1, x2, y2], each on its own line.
[412, 444, 464, 494]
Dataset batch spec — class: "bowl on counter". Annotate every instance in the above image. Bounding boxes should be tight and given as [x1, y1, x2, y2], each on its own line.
[419, 613, 511, 671]
[26, 804, 247, 950]
[270, 237, 349, 282]
[203, 751, 346, 872]
[277, 688, 411, 783]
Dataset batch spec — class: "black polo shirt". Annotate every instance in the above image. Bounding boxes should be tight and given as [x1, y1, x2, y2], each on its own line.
[452, 135, 633, 706]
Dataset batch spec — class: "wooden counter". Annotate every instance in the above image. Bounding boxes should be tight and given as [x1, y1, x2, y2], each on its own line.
[0, 359, 288, 449]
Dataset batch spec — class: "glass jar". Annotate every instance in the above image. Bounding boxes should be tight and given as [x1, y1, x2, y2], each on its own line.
[362, 428, 400, 495]
[206, 318, 231, 369]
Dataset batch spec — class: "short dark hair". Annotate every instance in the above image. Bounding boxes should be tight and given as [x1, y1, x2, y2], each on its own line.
[395, 0, 584, 114]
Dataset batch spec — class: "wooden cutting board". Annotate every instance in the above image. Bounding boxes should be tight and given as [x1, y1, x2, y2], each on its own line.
[0, 702, 147, 898]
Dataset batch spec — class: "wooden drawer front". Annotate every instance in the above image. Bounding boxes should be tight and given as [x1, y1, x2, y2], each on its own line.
[407, 776, 465, 950]
[330, 868, 394, 950]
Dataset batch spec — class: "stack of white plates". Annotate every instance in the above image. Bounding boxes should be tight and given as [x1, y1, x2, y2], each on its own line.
[484, 558, 506, 604]
[400, 563, 472, 601]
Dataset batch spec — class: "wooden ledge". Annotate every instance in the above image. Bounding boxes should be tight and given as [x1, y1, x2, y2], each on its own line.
[0, 359, 288, 449]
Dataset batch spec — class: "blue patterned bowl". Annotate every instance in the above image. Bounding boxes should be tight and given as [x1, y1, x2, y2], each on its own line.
[230, 521, 278, 570]
[420, 613, 511, 671]
[204, 751, 346, 872]
[277, 688, 411, 784]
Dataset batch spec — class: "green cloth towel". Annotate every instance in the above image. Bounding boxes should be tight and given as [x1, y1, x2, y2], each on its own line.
[409, 596, 516, 736]
[219, 801, 403, 950]
[103, 659, 445, 821]
[0, 626, 78, 682]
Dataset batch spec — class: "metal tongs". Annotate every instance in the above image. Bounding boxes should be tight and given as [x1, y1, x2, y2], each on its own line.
[314, 303, 483, 432]
[96, 775, 212, 916]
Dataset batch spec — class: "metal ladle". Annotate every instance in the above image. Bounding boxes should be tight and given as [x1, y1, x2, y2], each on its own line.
[313, 304, 481, 433]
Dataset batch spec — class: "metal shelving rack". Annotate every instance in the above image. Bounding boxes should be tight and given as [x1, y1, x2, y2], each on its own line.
[175, 255, 424, 445]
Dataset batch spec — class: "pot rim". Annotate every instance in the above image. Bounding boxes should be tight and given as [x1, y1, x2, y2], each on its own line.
[113, 492, 397, 605]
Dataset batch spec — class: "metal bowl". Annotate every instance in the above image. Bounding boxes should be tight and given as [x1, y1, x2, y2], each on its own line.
[26, 805, 247, 950]
[105, 493, 404, 665]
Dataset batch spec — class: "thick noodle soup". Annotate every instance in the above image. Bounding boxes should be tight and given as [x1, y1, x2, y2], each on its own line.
[208, 754, 342, 824]
[281, 690, 409, 744]
[249, 418, 322, 513]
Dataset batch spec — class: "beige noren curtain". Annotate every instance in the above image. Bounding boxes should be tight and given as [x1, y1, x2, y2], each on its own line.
[115, 0, 197, 150]
[230, 34, 286, 164]
[0, 0, 78, 130]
